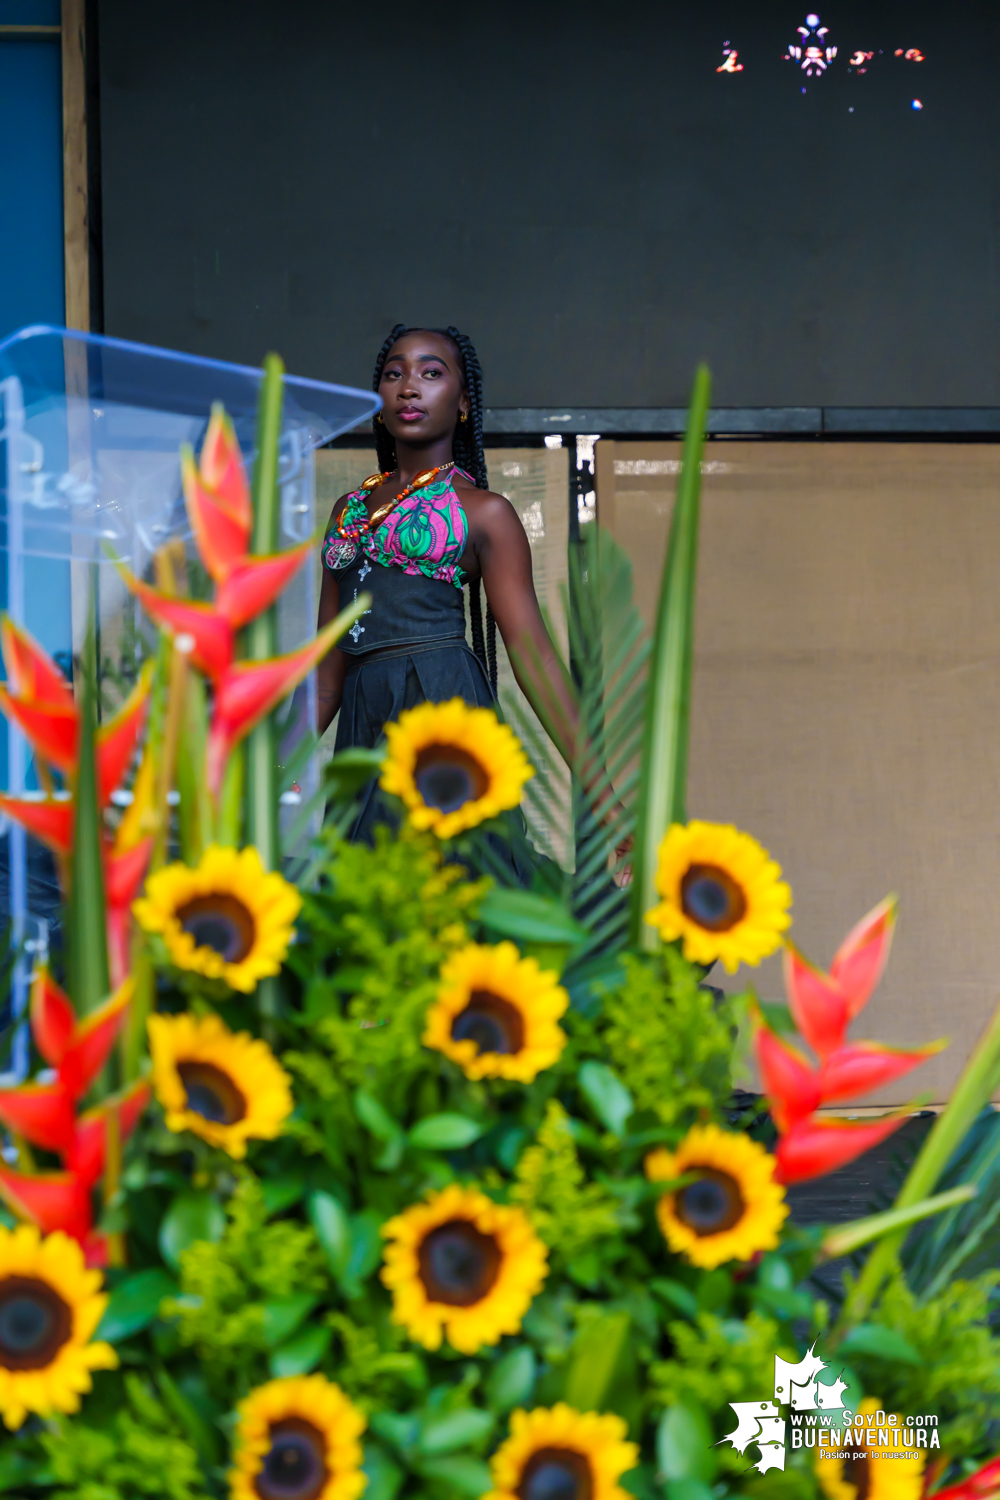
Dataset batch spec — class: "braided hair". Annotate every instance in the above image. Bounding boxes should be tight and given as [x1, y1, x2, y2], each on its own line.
[370, 325, 497, 694]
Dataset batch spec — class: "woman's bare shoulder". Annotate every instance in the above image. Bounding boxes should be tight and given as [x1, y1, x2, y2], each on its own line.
[327, 489, 359, 525]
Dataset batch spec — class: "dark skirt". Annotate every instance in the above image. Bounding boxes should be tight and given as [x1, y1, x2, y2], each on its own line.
[334, 639, 501, 847]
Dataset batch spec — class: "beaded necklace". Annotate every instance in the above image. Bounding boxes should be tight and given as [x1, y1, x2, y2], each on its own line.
[324, 462, 458, 573]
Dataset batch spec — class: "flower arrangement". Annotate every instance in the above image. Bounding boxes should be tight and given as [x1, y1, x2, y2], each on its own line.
[0, 362, 998, 1500]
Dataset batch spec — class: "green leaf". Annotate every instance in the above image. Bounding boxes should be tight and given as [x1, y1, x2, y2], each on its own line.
[270, 1322, 332, 1377]
[656, 1402, 715, 1483]
[409, 1113, 484, 1150]
[478, 888, 587, 947]
[695, 1268, 732, 1313]
[155, 1364, 222, 1465]
[630, 364, 711, 950]
[96, 1268, 177, 1342]
[362, 1441, 405, 1500]
[262, 1175, 306, 1216]
[356, 1089, 403, 1141]
[263, 1295, 320, 1348]
[666, 1482, 716, 1500]
[757, 1254, 793, 1292]
[418, 1456, 495, 1497]
[158, 1190, 225, 1271]
[650, 1278, 699, 1321]
[578, 1061, 634, 1136]
[344, 1209, 384, 1295]
[486, 1346, 536, 1412]
[419, 1409, 495, 1455]
[246, 357, 285, 877]
[68, 610, 110, 1013]
[325, 746, 385, 801]
[757, 1000, 798, 1038]
[371, 1412, 421, 1456]
[839, 1323, 922, 1364]
[309, 1190, 351, 1278]
[563, 1310, 631, 1412]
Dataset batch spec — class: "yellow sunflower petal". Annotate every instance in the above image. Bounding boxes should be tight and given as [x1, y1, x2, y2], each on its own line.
[134, 843, 301, 993]
[424, 941, 568, 1082]
[147, 1011, 293, 1159]
[646, 1124, 788, 1269]
[486, 1403, 640, 1500]
[816, 1399, 926, 1500]
[379, 698, 534, 838]
[381, 1184, 548, 1353]
[230, 1374, 367, 1500]
[0, 1225, 118, 1432]
[643, 820, 792, 973]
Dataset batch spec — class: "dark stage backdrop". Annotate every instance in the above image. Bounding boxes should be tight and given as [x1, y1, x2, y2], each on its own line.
[97, 1, 1000, 408]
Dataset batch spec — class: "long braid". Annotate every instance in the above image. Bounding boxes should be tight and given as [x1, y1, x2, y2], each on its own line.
[371, 323, 408, 474]
[443, 327, 497, 696]
[370, 323, 498, 696]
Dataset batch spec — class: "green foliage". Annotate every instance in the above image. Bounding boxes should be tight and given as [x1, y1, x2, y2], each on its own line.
[40, 1375, 210, 1500]
[602, 949, 742, 1129]
[325, 1310, 426, 1409]
[650, 1312, 792, 1473]
[852, 1268, 1000, 1454]
[163, 1175, 327, 1393]
[511, 1099, 620, 1262]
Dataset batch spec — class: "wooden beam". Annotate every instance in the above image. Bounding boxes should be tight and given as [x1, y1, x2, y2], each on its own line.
[0, 24, 61, 35]
[61, 0, 88, 331]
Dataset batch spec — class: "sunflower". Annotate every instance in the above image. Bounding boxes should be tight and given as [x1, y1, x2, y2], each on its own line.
[148, 1011, 293, 1159]
[424, 941, 568, 1083]
[644, 820, 791, 972]
[134, 843, 301, 993]
[381, 1183, 547, 1353]
[486, 1404, 640, 1500]
[230, 1374, 366, 1500]
[646, 1124, 788, 1269]
[379, 698, 533, 838]
[816, 1399, 925, 1500]
[0, 1224, 117, 1431]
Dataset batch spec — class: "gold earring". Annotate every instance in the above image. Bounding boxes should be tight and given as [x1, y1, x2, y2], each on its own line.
[459, 412, 468, 424]
[376, 412, 384, 424]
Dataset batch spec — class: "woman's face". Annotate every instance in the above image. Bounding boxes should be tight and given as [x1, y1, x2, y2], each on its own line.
[378, 331, 470, 445]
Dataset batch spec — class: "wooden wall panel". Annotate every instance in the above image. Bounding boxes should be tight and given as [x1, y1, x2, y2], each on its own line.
[597, 439, 1000, 1104]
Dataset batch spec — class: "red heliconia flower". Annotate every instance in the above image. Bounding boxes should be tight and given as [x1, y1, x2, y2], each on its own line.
[784, 896, 897, 1060]
[774, 1113, 909, 1185]
[0, 792, 73, 856]
[926, 1455, 1000, 1500]
[753, 1019, 822, 1132]
[104, 835, 155, 988]
[0, 971, 149, 1260]
[205, 616, 350, 795]
[755, 898, 945, 1185]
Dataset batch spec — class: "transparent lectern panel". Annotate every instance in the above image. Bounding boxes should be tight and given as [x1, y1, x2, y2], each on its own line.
[0, 325, 379, 1078]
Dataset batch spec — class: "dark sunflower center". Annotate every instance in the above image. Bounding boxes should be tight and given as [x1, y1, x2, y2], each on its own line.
[675, 1168, 745, 1236]
[451, 990, 525, 1056]
[177, 1061, 247, 1125]
[0, 1276, 72, 1371]
[256, 1418, 329, 1500]
[680, 863, 747, 932]
[418, 1218, 502, 1306]
[413, 744, 489, 814]
[518, 1448, 593, 1500]
[177, 893, 256, 962]
[841, 1451, 871, 1500]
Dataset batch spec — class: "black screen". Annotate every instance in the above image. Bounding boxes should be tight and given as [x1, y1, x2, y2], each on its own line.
[97, 0, 1000, 407]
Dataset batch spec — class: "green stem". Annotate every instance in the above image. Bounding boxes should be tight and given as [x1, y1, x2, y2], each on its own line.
[630, 365, 711, 950]
[69, 600, 111, 1015]
[246, 355, 285, 1024]
[122, 939, 154, 1083]
[837, 999, 1000, 1330]
[820, 1183, 976, 1260]
[245, 354, 285, 872]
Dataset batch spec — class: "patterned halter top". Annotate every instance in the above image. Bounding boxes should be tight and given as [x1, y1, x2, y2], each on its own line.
[323, 468, 472, 589]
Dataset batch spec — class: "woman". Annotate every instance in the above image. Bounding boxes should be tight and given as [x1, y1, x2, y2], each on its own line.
[317, 323, 575, 842]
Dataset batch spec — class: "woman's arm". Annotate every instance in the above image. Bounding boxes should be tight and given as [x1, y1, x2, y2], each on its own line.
[472, 493, 578, 762]
[316, 498, 351, 735]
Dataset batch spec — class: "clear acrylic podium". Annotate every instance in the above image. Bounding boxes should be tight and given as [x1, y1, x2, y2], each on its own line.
[0, 325, 379, 1078]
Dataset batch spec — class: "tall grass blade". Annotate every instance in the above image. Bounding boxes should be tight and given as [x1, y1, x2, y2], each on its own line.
[629, 365, 711, 950]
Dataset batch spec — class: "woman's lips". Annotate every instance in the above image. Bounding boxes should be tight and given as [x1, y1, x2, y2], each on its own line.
[398, 408, 425, 422]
